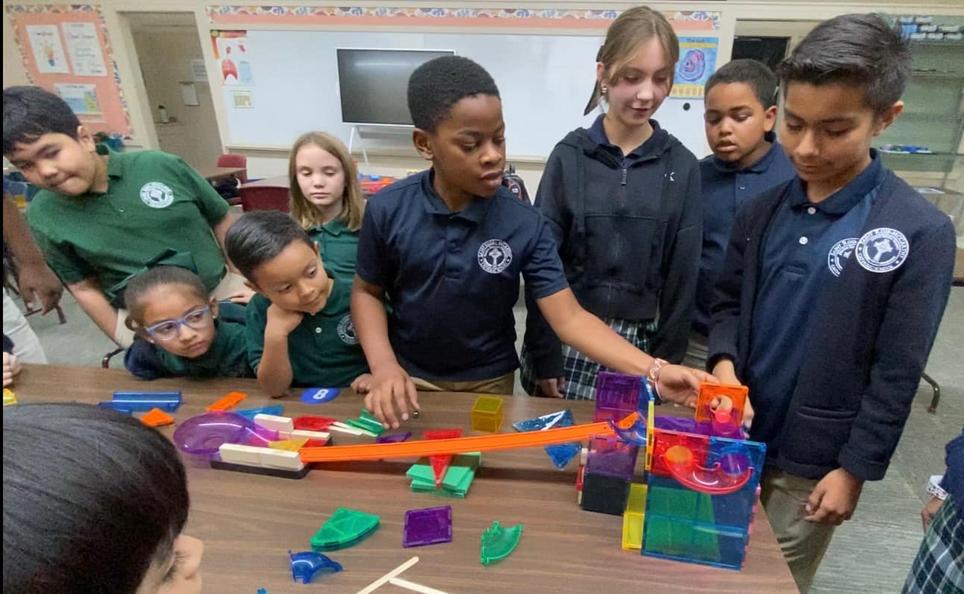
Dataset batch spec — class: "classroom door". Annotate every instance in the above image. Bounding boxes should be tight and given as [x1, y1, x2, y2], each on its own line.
[126, 12, 223, 169]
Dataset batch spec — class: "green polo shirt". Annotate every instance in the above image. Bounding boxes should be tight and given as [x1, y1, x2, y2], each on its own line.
[245, 276, 368, 388]
[27, 150, 230, 298]
[308, 217, 359, 286]
[155, 319, 252, 378]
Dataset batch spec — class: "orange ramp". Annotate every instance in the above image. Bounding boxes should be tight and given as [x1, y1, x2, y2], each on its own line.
[300, 421, 613, 463]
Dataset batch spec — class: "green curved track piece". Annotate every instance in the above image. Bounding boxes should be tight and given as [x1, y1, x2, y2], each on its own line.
[480, 521, 523, 566]
[311, 507, 380, 551]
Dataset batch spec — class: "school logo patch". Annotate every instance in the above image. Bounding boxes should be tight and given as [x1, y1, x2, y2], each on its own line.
[337, 314, 358, 345]
[477, 239, 512, 274]
[827, 237, 858, 277]
[855, 228, 909, 274]
[139, 182, 174, 208]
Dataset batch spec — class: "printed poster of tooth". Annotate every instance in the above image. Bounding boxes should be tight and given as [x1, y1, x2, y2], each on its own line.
[672, 37, 718, 99]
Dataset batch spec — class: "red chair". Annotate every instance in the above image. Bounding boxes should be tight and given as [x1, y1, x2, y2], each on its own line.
[217, 153, 248, 183]
[239, 185, 289, 212]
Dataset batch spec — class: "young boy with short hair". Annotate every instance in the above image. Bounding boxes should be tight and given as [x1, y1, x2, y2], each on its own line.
[352, 55, 713, 428]
[688, 59, 796, 371]
[707, 15, 955, 591]
[2, 86, 251, 348]
[225, 210, 369, 396]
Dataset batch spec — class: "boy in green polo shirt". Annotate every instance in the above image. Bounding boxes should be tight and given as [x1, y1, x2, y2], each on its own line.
[2, 86, 251, 348]
[225, 210, 370, 397]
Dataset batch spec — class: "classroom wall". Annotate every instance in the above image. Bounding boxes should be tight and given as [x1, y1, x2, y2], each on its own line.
[4, 0, 963, 193]
[130, 23, 224, 169]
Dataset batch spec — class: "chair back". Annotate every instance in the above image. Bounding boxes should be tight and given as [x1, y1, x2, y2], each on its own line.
[239, 185, 289, 212]
[216, 153, 248, 183]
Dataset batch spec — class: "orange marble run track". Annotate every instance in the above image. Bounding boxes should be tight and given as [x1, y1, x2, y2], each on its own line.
[299, 421, 613, 463]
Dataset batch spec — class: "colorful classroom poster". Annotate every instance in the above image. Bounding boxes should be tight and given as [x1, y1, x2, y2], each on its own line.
[62, 22, 107, 76]
[211, 30, 254, 86]
[26, 24, 69, 74]
[55, 83, 102, 115]
[672, 37, 719, 98]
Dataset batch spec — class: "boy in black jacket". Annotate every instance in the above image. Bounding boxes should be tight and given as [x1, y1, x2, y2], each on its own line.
[708, 14, 955, 592]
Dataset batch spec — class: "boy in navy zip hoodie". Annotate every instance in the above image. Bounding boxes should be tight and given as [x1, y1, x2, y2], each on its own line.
[708, 15, 955, 591]
[687, 59, 795, 372]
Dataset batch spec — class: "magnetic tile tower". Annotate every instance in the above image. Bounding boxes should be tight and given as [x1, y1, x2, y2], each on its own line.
[578, 372, 766, 571]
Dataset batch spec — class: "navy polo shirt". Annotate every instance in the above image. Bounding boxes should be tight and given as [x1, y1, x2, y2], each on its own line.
[356, 169, 569, 382]
[587, 115, 665, 165]
[694, 137, 796, 335]
[746, 152, 883, 457]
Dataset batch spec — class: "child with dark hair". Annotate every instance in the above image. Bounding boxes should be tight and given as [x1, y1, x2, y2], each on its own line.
[352, 55, 714, 428]
[707, 14, 955, 591]
[687, 59, 795, 373]
[3, 86, 251, 350]
[122, 266, 252, 380]
[3, 403, 202, 593]
[225, 210, 369, 396]
[523, 6, 702, 400]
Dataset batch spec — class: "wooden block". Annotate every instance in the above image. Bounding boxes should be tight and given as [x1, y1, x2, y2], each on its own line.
[253, 413, 294, 433]
[259, 448, 304, 470]
[219, 443, 265, 466]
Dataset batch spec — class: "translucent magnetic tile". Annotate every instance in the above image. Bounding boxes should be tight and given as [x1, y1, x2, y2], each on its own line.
[403, 505, 453, 547]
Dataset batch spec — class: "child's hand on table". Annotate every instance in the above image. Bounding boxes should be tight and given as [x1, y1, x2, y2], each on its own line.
[3, 352, 21, 387]
[364, 363, 419, 430]
[351, 373, 373, 395]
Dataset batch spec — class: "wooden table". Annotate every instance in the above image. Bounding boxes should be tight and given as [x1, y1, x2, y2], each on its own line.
[198, 165, 246, 183]
[10, 365, 797, 593]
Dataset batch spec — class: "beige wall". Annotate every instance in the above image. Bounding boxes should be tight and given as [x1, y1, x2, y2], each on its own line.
[130, 22, 223, 168]
[4, 0, 964, 190]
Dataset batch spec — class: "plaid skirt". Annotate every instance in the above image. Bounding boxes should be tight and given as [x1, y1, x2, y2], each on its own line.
[520, 318, 655, 401]
[902, 495, 964, 594]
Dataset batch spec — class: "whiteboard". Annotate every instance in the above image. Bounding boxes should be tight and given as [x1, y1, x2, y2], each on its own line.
[222, 30, 710, 160]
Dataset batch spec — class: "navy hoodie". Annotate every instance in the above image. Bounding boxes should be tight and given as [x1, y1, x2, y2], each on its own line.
[524, 120, 701, 379]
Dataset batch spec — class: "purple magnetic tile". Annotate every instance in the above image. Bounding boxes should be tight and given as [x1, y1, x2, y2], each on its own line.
[402, 506, 453, 548]
[376, 431, 412, 444]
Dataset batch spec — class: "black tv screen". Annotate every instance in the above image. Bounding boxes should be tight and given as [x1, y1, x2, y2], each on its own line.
[337, 48, 455, 126]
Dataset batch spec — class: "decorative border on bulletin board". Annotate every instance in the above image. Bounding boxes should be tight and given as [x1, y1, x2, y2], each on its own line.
[206, 6, 720, 31]
[5, 3, 133, 136]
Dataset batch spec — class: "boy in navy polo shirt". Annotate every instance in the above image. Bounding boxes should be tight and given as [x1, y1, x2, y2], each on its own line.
[707, 15, 955, 591]
[688, 59, 795, 372]
[353, 56, 714, 428]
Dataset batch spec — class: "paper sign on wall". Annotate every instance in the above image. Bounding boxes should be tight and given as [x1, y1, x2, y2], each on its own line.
[211, 30, 254, 86]
[672, 37, 719, 99]
[62, 22, 107, 76]
[55, 83, 101, 115]
[190, 59, 208, 82]
[232, 90, 254, 109]
[26, 25, 70, 74]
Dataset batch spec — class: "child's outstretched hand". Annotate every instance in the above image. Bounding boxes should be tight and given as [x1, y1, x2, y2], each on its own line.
[351, 373, 373, 395]
[3, 352, 21, 387]
[656, 364, 717, 407]
[364, 363, 419, 430]
[805, 467, 864, 525]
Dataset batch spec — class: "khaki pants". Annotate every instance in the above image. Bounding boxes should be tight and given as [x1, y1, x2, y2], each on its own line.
[112, 271, 249, 348]
[2, 288, 47, 363]
[760, 468, 836, 593]
[413, 372, 515, 395]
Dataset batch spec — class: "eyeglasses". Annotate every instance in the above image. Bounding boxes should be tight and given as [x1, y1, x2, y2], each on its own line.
[143, 306, 212, 341]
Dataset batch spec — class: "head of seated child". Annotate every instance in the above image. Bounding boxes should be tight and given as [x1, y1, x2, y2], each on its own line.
[3, 403, 202, 593]
[3, 86, 106, 197]
[125, 266, 220, 360]
[225, 210, 332, 315]
[407, 56, 505, 207]
[777, 13, 908, 196]
[289, 131, 365, 231]
[704, 59, 779, 170]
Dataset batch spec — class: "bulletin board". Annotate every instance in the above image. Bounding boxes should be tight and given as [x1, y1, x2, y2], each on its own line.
[205, 6, 720, 159]
[6, 4, 132, 136]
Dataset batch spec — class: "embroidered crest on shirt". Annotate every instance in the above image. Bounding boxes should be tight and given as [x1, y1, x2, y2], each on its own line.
[337, 314, 359, 345]
[827, 237, 858, 277]
[139, 182, 174, 208]
[477, 239, 513, 274]
[855, 228, 909, 273]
